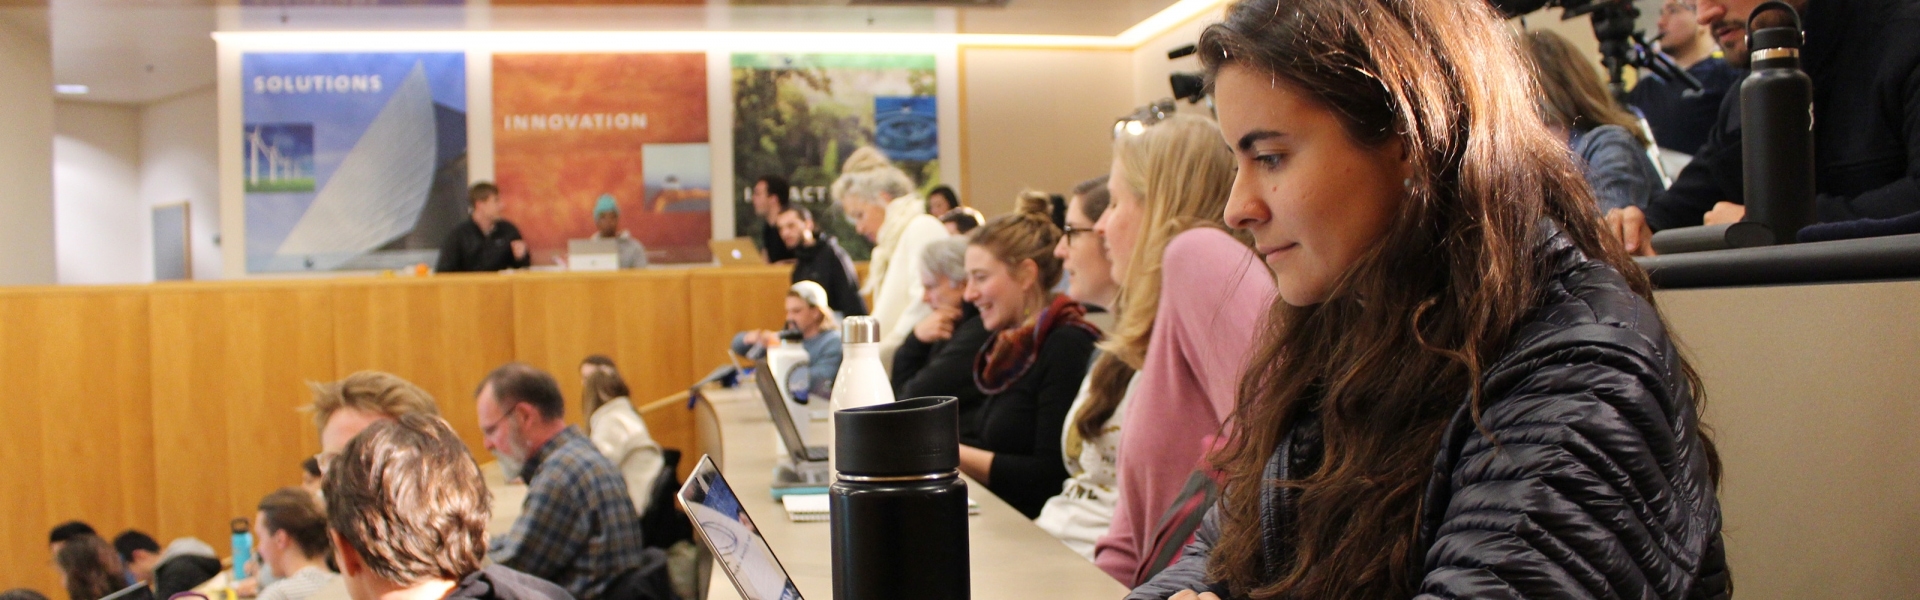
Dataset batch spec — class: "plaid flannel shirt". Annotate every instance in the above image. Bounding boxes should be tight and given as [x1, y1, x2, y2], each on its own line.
[490, 425, 647, 600]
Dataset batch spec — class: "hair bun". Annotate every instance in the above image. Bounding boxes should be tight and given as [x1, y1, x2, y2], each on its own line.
[1014, 190, 1053, 220]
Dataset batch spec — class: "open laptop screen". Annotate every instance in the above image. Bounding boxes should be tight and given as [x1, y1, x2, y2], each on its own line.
[677, 455, 803, 600]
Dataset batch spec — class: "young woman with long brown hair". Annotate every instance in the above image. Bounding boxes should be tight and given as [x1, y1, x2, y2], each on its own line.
[577, 358, 665, 514]
[1086, 115, 1275, 585]
[1130, 0, 1726, 598]
[1523, 29, 1667, 213]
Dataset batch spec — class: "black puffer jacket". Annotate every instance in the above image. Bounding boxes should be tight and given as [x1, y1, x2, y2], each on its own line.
[1130, 229, 1728, 599]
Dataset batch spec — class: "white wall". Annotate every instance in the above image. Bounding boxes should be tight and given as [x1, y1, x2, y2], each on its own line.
[54, 101, 147, 284]
[141, 86, 221, 280]
[0, 9, 56, 285]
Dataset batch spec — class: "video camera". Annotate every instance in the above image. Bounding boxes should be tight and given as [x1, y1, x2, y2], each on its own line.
[1495, 0, 1702, 99]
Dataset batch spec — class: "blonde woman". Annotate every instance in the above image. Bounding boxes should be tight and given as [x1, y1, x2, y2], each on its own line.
[579, 359, 665, 514]
[833, 147, 949, 363]
[1089, 114, 1276, 585]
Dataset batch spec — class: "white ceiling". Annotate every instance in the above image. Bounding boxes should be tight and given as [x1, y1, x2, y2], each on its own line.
[50, 0, 1180, 105]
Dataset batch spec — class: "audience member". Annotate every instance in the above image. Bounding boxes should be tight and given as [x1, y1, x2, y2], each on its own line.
[56, 534, 145, 600]
[476, 363, 663, 600]
[578, 362, 665, 514]
[48, 521, 95, 558]
[779, 204, 867, 317]
[1607, 0, 1920, 252]
[588, 195, 649, 269]
[111, 531, 159, 585]
[750, 175, 797, 263]
[325, 414, 573, 600]
[308, 371, 441, 475]
[1629, 0, 1744, 164]
[254, 488, 337, 600]
[833, 146, 948, 364]
[0, 590, 48, 600]
[1128, 1, 1725, 598]
[889, 237, 991, 437]
[438, 182, 532, 273]
[1032, 173, 1129, 559]
[955, 193, 1100, 519]
[1524, 30, 1666, 213]
[1087, 115, 1274, 585]
[926, 185, 961, 218]
[300, 457, 323, 495]
[731, 282, 845, 401]
[145, 538, 222, 600]
[941, 207, 984, 235]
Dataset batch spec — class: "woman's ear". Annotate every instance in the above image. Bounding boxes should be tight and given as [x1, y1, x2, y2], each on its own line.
[1016, 258, 1042, 290]
[330, 531, 363, 577]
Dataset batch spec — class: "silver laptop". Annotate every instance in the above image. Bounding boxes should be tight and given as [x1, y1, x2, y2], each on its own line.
[568, 238, 620, 271]
[754, 358, 828, 463]
[678, 455, 804, 600]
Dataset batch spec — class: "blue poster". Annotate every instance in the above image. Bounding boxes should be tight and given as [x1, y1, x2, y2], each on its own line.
[242, 52, 466, 272]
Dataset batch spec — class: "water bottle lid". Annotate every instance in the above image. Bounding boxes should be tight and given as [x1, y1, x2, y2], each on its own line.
[834, 396, 959, 476]
[842, 315, 882, 344]
[1745, 1, 1803, 52]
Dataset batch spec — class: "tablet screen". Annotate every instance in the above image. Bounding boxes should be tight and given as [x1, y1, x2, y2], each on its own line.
[677, 455, 803, 600]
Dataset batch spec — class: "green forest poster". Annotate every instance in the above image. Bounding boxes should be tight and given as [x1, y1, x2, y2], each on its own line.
[732, 53, 939, 260]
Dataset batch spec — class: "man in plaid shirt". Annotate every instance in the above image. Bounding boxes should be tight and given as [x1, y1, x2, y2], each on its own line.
[477, 362, 652, 600]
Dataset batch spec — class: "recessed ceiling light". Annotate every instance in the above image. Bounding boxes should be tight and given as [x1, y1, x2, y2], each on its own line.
[54, 84, 89, 95]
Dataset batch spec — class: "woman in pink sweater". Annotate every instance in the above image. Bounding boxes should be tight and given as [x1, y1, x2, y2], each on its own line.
[1088, 114, 1277, 585]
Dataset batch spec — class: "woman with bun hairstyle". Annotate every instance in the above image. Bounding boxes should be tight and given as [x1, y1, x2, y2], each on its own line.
[833, 147, 948, 364]
[956, 192, 1101, 519]
[1088, 114, 1276, 584]
[1128, 0, 1724, 598]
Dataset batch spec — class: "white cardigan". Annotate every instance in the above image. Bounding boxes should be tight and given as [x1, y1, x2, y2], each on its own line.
[866, 197, 949, 366]
[589, 397, 666, 514]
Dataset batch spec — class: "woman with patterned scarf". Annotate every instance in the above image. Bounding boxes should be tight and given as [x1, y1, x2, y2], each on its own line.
[955, 192, 1101, 519]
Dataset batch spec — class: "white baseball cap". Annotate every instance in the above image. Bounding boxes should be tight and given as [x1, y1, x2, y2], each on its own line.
[790, 280, 832, 313]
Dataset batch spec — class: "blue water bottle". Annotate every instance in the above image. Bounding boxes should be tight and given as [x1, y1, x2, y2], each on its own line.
[230, 518, 253, 580]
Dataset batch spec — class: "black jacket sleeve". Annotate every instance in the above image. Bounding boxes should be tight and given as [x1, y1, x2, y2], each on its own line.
[890, 334, 938, 394]
[985, 327, 1096, 518]
[1414, 321, 1723, 599]
[502, 222, 533, 269]
[1813, 21, 1920, 222]
[1645, 90, 1744, 231]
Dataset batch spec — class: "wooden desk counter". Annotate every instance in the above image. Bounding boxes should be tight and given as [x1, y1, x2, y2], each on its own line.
[696, 386, 1129, 600]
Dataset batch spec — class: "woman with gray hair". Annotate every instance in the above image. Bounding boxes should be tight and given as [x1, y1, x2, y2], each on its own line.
[833, 146, 949, 363]
[888, 236, 992, 439]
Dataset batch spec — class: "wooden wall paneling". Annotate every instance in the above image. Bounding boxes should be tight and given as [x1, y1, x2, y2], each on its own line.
[0, 287, 153, 595]
[149, 283, 334, 555]
[510, 271, 696, 430]
[687, 266, 793, 375]
[331, 277, 517, 460]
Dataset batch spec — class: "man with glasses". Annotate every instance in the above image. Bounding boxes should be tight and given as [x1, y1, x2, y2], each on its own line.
[475, 363, 667, 600]
[1628, 0, 1744, 169]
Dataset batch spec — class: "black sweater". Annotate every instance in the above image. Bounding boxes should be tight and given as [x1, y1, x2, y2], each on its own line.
[437, 219, 532, 272]
[790, 234, 868, 317]
[970, 325, 1098, 519]
[890, 303, 991, 439]
[1646, 0, 1920, 230]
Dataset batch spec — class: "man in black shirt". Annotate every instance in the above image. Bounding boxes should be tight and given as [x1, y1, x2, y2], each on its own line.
[1607, 0, 1920, 253]
[437, 182, 532, 272]
[752, 175, 797, 263]
[778, 205, 866, 317]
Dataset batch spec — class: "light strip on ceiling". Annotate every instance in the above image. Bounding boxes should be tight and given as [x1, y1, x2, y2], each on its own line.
[212, 0, 1229, 52]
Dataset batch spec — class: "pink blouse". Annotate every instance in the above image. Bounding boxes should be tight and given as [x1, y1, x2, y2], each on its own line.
[1092, 227, 1275, 585]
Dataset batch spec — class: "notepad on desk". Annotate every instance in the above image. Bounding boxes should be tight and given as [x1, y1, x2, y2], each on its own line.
[780, 493, 982, 523]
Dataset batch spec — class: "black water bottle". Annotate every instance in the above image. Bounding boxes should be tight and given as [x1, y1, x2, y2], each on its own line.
[831, 396, 970, 600]
[1740, 1, 1816, 243]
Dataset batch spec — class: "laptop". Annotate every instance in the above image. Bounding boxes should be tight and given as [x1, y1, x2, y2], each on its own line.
[678, 455, 805, 600]
[754, 358, 828, 462]
[710, 238, 766, 267]
[567, 238, 620, 271]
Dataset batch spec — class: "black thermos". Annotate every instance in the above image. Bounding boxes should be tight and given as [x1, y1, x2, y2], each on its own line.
[1740, 1, 1816, 243]
[831, 396, 970, 600]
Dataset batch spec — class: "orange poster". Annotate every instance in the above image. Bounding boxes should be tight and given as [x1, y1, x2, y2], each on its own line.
[494, 52, 711, 265]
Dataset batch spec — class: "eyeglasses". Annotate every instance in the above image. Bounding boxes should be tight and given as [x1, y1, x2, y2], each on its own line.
[1061, 225, 1096, 245]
